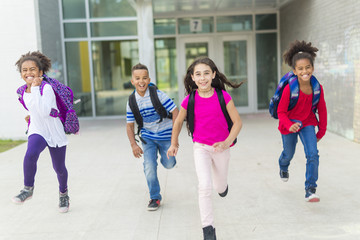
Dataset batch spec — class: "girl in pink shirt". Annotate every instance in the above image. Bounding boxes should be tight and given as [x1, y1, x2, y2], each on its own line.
[167, 57, 242, 240]
[277, 40, 327, 202]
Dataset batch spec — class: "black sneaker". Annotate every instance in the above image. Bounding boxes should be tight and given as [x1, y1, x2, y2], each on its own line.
[203, 225, 216, 240]
[12, 186, 34, 204]
[305, 188, 320, 202]
[218, 185, 228, 197]
[279, 170, 289, 182]
[59, 191, 70, 213]
[147, 199, 160, 211]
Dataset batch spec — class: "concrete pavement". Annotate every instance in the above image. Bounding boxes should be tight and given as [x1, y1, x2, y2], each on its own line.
[1, 113, 360, 240]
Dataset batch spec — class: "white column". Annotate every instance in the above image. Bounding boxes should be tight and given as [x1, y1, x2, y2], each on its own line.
[0, 0, 40, 139]
[136, 0, 156, 82]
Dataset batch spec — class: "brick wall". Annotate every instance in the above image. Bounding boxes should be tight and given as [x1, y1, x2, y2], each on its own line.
[280, 0, 360, 141]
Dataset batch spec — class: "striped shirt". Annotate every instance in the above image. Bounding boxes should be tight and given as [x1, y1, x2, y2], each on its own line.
[126, 88, 177, 141]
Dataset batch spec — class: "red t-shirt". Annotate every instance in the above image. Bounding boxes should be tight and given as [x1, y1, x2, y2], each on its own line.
[277, 84, 327, 139]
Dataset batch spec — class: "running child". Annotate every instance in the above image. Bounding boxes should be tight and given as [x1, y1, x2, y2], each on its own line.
[277, 40, 327, 202]
[167, 57, 242, 240]
[12, 51, 70, 213]
[126, 63, 179, 211]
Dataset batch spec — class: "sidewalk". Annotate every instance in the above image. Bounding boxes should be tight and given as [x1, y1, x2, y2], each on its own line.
[1, 113, 360, 240]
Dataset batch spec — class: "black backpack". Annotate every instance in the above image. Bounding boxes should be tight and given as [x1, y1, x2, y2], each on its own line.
[128, 83, 172, 144]
[186, 88, 237, 145]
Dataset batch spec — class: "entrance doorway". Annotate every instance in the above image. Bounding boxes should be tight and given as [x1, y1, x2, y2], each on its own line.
[178, 35, 255, 113]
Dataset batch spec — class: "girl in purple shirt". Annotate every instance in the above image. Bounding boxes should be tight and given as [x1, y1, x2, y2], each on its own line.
[167, 57, 243, 240]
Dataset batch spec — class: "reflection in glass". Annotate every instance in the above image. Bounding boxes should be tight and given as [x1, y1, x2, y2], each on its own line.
[154, 19, 176, 35]
[65, 42, 92, 117]
[91, 21, 137, 37]
[256, 33, 278, 109]
[223, 41, 248, 107]
[89, 0, 136, 18]
[92, 40, 139, 116]
[62, 0, 86, 19]
[217, 15, 252, 32]
[185, 42, 208, 68]
[64, 23, 87, 38]
[155, 38, 178, 105]
[256, 14, 277, 30]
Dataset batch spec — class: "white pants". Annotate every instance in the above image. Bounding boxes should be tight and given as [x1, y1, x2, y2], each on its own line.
[193, 142, 230, 227]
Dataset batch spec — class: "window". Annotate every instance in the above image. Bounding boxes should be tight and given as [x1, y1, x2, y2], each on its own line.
[217, 15, 252, 32]
[65, 42, 92, 116]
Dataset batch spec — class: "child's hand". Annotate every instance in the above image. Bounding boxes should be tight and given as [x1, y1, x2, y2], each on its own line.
[25, 115, 30, 123]
[289, 122, 301, 133]
[31, 76, 43, 87]
[167, 144, 179, 158]
[131, 143, 143, 158]
[212, 141, 229, 152]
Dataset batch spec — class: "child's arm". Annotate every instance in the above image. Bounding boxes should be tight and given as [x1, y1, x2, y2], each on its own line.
[126, 122, 143, 158]
[316, 85, 327, 141]
[213, 99, 242, 152]
[171, 107, 179, 123]
[167, 106, 187, 158]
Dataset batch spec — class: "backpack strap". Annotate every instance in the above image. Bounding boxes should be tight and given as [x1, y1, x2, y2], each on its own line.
[288, 75, 299, 111]
[187, 90, 196, 138]
[215, 88, 237, 145]
[17, 84, 28, 111]
[128, 92, 143, 137]
[149, 84, 171, 123]
[310, 76, 321, 113]
[187, 89, 237, 145]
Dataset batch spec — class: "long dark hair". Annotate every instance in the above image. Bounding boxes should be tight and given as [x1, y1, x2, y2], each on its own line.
[15, 51, 51, 73]
[283, 40, 318, 69]
[183, 57, 243, 95]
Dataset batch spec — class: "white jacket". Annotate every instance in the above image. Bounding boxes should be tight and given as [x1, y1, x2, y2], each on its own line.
[23, 84, 68, 147]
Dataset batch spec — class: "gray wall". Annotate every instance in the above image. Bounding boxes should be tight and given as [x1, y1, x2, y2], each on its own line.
[280, 0, 360, 142]
[37, 0, 64, 83]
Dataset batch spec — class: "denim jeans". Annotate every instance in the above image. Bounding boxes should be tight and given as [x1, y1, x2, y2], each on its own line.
[279, 125, 319, 190]
[142, 137, 176, 200]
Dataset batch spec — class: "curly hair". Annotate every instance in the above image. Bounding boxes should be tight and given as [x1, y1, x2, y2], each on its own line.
[15, 51, 51, 73]
[183, 57, 243, 95]
[283, 40, 318, 69]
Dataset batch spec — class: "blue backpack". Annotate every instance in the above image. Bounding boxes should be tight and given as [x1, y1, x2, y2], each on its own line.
[269, 71, 321, 119]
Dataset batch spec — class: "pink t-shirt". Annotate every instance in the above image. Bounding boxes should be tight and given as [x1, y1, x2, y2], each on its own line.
[181, 89, 232, 146]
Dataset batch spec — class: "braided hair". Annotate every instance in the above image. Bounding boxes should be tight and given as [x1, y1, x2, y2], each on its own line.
[15, 51, 51, 73]
[183, 57, 243, 95]
[283, 40, 318, 69]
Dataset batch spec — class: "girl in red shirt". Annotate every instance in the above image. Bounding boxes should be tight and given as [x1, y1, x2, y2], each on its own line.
[277, 40, 327, 202]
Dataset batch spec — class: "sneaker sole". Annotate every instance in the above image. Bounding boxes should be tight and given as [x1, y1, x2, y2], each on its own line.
[59, 207, 69, 213]
[11, 196, 32, 204]
[281, 178, 289, 182]
[305, 196, 320, 202]
[147, 205, 160, 211]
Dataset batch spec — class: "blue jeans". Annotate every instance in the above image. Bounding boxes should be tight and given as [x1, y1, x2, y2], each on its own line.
[279, 126, 319, 190]
[142, 137, 176, 200]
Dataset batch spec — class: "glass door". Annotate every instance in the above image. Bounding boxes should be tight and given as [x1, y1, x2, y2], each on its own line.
[178, 37, 214, 102]
[218, 35, 254, 112]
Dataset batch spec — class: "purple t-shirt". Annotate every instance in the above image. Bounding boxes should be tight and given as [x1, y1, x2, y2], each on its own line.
[181, 89, 232, 146]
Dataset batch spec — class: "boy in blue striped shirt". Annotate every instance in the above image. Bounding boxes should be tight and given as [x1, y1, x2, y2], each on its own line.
[126, 63, 179, 211]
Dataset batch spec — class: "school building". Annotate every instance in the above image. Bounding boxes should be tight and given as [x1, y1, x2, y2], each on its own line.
[1, 0, 359, 143]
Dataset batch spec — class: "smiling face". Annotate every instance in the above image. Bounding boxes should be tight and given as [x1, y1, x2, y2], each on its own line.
[191, 63, 216, 92]
[131, 69, 151, 97]
[21, 60, 43, 86]
[293, 58, 314, 83]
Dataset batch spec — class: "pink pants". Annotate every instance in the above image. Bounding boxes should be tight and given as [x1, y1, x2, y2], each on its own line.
[193, 142, 230, 227]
